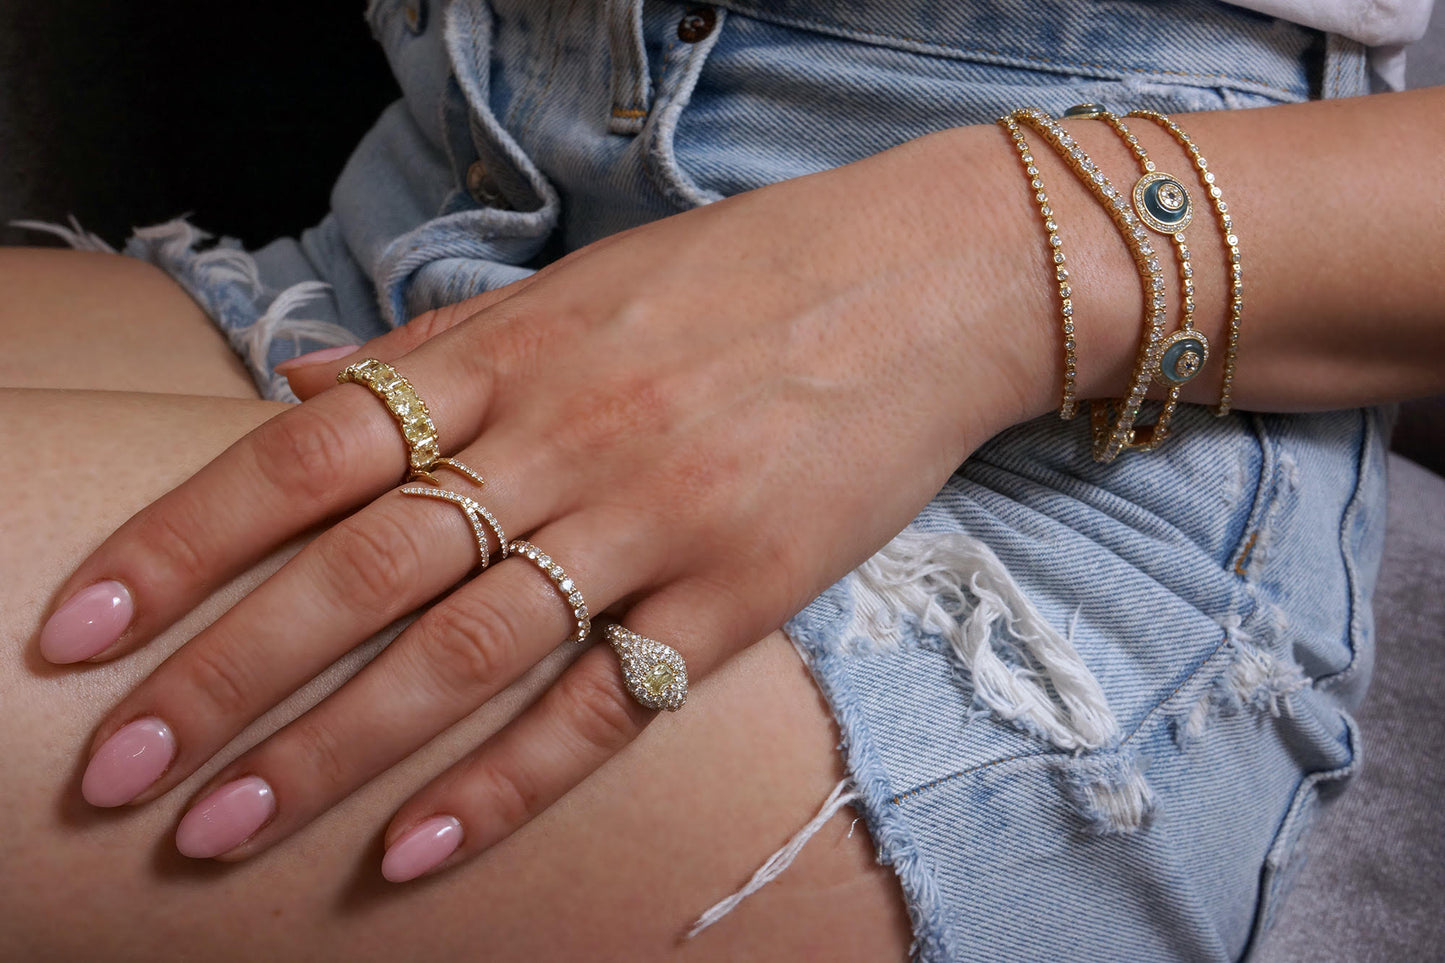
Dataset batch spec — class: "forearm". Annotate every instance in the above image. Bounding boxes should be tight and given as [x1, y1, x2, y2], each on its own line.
[903, 86, 1445, 429]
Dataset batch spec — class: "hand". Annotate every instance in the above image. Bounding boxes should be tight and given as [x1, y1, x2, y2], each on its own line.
[40, 123, 1054, 878]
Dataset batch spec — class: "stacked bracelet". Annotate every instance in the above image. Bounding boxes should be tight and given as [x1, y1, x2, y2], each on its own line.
[1089, 108, 1208, 451]
[1006, 107, 1170, 463]
[1127, 110, 1244, 416]
[996, 116, 1080, 419]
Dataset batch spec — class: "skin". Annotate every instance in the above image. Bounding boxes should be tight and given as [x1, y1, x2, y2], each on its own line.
[7, 86, 1445, 957]
[0, 251, 912, 960]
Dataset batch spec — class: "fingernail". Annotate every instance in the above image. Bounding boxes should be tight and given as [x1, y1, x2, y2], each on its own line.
[382, 815, 463, 882]
[82, 717, 177, 807]
[40, 580, 133, 663]
[175, 776, 275, 858]
[275, 344, 359, 373]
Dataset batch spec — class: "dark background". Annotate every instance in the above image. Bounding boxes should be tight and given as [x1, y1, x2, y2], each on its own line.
[2, 3, 1441, 252]
[0, 0, 400, 248]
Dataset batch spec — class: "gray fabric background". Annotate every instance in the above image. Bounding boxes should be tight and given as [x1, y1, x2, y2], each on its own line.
[1256, 456, 1445, 961]
[1257, 11, 1445, 959]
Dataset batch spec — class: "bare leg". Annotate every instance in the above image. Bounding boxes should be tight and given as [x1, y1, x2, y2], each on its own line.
[0, 257, 912, 961]
[0, 249, 259, 398]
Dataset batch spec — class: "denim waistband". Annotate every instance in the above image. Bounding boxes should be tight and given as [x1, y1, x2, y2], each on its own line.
[708, 0, 1341, 102]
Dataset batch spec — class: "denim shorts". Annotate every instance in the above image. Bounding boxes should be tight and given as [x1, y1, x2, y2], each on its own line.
[102, 1, 1386, 959]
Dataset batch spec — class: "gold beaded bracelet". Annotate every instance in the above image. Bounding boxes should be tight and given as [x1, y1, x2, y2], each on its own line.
[1127, 110, 1244, 416]
[996, 115, 1081, 419]
[1007, 107, 1170, 463]
[1086, 107, 1208, 450]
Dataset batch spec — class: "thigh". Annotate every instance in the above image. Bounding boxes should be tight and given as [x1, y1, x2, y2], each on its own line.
[0, 248, 259, 398]
[0, 388, 911, 961]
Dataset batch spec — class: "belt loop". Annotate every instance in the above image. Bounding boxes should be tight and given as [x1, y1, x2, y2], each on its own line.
[1319, 33, 1369, 99]
[607, 0, 652, 134]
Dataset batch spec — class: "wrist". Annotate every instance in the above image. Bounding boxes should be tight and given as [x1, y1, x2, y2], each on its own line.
[881, 122, 1079, 443]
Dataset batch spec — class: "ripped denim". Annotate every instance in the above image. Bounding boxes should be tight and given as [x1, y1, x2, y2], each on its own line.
[20, 1, 1385, 959]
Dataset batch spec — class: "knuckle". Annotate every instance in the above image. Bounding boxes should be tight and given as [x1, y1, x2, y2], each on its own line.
[251, 407, 360, 508]
[401, 306, 453, 344]
[182, 642, 257, 719]
[131, 500, 213, 586]
[415, 594, 521, 693]
[556, 664, 645, 757]
[478, 763, 541, 832]
[481, 316, 547, 388]
[285, 720, 353, 797]
[319, 511, 428, 614]
[557, 378, 672, 459]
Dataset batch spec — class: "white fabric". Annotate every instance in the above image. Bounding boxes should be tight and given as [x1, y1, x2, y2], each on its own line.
[1221, 0, 1435, 89]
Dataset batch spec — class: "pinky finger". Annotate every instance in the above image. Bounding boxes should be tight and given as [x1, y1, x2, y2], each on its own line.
[379, 644, 657, 883]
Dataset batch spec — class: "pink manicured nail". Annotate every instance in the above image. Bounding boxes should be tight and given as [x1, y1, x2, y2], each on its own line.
[39, 580, 133, 663]
[82, 717, 177, 807]
[175, 776, 275, 858]
[274, 344, 359, 372]
[382, 816, 463, 882]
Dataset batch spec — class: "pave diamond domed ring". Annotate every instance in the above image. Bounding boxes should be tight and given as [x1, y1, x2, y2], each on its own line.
[604, 625, 688, 712]
[337, 358, 485, 487]
[509, 540, 591, 644]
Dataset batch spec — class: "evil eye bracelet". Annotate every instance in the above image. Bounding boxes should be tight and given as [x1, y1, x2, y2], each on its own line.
[1082, 106, 1207, 451]
[1127, 109, 1245, 416]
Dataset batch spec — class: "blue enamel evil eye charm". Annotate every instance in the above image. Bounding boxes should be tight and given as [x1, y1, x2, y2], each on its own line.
[1155, 329, 1210, 386]
[1133, 172, 1193, 234]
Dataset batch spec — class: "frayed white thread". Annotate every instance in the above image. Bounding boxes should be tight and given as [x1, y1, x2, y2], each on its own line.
[1278, 451, 1300, 494]
[1174, 618, 1308, 747]
[131, 217, 211, 262]
[1175, 694, 1214, 745]
[132, 218, 356, 388]
[686, 777, 859, 940]
[850, 530, 1118, 752]
[1226, 642, 1309, 716]
[127, 218, 259, 292]
[192, 245, 263, 292]
[10, 215, 117, 253]
[1063, 753, 1158, 834]
[1225, 458, 1247, 505]
[230, 281, 355, 376]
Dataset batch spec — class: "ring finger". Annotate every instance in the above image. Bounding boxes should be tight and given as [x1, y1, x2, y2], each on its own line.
[380, 584, 737, 882]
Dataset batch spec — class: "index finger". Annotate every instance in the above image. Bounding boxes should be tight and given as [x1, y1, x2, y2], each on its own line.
[36, 337, 494, 664]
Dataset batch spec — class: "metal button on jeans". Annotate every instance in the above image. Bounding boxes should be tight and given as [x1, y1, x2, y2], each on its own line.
[466, 160, 507, 208]
[403, 0, 428, 36]
[676, 6, 716, 43]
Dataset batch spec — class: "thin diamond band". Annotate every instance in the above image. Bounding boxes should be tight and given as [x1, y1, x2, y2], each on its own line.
[509, 540, 591, 644]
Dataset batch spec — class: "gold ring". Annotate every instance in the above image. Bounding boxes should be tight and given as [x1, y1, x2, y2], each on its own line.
[399, 485, 508, 570]
[337, 359, 487, 486]
[604, 624, 688, 711]
[337, 359, 441, 474]
[509, 540, 590, 643]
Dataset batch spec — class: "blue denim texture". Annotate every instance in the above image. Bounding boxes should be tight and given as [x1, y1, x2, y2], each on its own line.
[120, 2, 1383, 959]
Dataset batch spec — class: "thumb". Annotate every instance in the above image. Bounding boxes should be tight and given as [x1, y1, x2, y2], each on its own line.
[277, 272, 539, 400]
